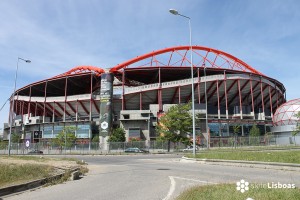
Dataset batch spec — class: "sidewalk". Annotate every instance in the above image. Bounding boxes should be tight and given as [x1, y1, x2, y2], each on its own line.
[181, 156, 300, 172]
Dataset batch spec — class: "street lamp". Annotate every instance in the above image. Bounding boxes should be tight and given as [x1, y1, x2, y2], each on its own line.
[169, 9, 196, 156]
[8, 57, 31, 156]
[203, 65, 209, 149]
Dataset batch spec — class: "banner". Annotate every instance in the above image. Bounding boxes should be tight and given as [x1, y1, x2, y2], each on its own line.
[99, 73, 114, 136]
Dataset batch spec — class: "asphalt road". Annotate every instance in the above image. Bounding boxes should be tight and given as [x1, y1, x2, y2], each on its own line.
[4, 154, 300, 200]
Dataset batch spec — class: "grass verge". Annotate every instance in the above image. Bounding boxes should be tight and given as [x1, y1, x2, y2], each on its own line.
[0, 156, 89, 189]
[176, 184, 300, 200]
[0, 163, 53, 188]
[187, 150, 300, 164]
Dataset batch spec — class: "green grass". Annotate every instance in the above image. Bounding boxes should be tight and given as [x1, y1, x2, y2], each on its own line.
[176, 184, 300, 200]
[0, 156, 89, 188]
[1, 155, 47, 162]
[0, 163, 53, 188]
[187, 150, 300, 164]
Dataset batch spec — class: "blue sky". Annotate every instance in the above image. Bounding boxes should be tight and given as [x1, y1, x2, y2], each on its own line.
[0, 0, 299, 131]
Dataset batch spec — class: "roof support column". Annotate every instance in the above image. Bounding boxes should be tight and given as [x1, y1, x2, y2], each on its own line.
[90, 73, 93, 121]
[178, 86, 181, 104]
[197, 68, 201, 104]
[122, 70, 126, 110]
[260, 77, 265, 116]
[76, 100, 78, 121]
[27, 86, 32, 121]
[250, 75, 255, 119]
[34, 101, 38, 117]
[158, 67, 162, 112]
[43, 81, 48, 123]
[238, 79, 243, 119]
[224, 71, 228, 119]
[22, 101, 24, 117]
[217, 80, 220, 119]
[52, 102, 55, 123]
[64, 77, 68, 122]
[140, 92, 142, 110]
[269, 85, 273, 120]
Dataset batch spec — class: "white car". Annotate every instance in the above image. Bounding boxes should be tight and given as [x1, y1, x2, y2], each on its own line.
[183, 146, 199, 152]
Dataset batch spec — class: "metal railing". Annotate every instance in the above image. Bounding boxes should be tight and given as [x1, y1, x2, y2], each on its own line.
[0, 135, 299, 155]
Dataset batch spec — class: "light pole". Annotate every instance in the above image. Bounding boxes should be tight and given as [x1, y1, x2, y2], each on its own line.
[8, 57, 31, 156]
[169, 9, 196, 156]
[204, 65, 209, 149]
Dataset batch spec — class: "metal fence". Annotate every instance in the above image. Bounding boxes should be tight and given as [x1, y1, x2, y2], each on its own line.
[0, 135, 299, 155]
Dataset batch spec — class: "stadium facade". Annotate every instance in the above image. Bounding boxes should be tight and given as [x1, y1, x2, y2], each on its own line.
[3, 46, 286, 144]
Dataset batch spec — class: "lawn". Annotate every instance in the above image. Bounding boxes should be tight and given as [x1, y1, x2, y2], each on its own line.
[0, 163, 53, 188]
[176, 183, 300, 200]
[187, 150, 300, 164]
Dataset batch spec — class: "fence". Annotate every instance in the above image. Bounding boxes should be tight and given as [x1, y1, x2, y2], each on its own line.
[0, 135, 299, 155]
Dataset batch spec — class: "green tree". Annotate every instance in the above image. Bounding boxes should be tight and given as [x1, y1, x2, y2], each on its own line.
[249, 124, 260, 145]
[249, 124, 260, 136]
[53, 126, 77, 153]
[232, 125, 240, 148]
[156, 103, 192, 152]
[108, 127, 126, 142]
[92, 134, 99, 143]
[11, 133, 21, 143]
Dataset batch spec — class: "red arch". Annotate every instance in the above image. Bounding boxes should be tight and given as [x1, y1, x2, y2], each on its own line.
[55, 65, 105, 77]
[109, 45, 263, 75]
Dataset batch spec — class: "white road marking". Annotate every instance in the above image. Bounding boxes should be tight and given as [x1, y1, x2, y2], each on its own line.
[163, 176, 215, 200]
[163, 176, 176, 200]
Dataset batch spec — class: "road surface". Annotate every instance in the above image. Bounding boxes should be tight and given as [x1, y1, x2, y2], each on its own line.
[3, 154, 300, 200]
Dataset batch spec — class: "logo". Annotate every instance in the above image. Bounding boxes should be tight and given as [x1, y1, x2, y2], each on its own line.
[236, 179, 249, 193]
[101, 121, 108, 130]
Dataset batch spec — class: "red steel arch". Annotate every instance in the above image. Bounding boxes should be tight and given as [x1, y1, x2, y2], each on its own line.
[110, 45, 263, 76]
[55, 65, 105, 77]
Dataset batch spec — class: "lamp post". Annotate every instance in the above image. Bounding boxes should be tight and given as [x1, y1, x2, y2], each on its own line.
[204, 65, 209, 149]
[8, 57, 31, 156]
[169, 9, 196, 156]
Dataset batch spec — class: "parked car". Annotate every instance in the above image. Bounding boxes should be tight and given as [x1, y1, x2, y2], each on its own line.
[124, 147, 149, 153]
[28, 150, 43, 155]
[183, 146, 199, 152]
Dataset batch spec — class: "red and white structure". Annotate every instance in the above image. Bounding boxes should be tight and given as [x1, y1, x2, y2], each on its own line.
[4, 46, 287, 142]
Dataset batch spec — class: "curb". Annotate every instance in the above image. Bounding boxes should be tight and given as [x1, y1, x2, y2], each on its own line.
[0, 167, 80, 197]
[181, 156, 300, 171]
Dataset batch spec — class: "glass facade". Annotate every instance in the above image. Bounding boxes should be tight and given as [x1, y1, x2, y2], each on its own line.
[43, 126, 53, 138]
[42, 124, 90, 139]
[76, 124, 90, 138]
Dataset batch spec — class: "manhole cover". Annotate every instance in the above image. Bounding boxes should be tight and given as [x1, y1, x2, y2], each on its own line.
[156, 168, 170, 170]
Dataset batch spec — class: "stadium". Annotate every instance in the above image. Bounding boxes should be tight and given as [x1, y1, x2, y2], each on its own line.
[3, 45, 286, 144]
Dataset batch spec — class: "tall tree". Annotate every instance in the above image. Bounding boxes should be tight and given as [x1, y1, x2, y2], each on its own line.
[249, 124, 260, 136]
[108, 127, 126, 142]
[249, 124, 260, 145]
[156, 103, 192, 151]
[233, 125, 240, 148]
[53, 126, 77, 153]
[11, 133, 21, 143]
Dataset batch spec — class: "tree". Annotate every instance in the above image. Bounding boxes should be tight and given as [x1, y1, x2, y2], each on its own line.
[156, 103, 192, 151]
[249, 124, 260, 137]
[108, 127, 126, 142]
[249, 124, 260, 145]
[11, 133, 21, 143]
[53, 126, 77, 153]
[232, 125, 240, 148]
[92, 134, 99, 143]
